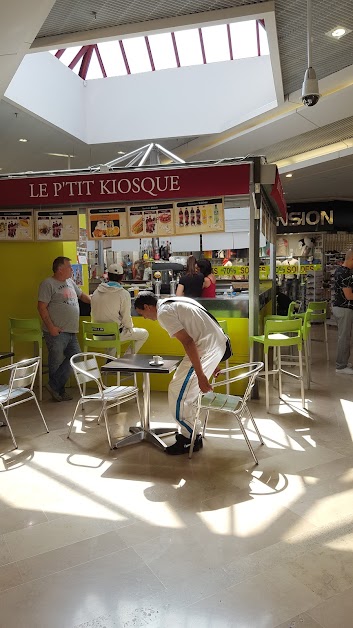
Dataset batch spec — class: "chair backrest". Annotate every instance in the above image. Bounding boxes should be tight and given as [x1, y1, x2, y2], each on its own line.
[265, 318, 302, 335]
[301, 310, 312, 341]
[210, 362, 263, 414]
[9, 318, 42, 342]
[288, 302, 299, 318]
[307, 301, 327, 323]
[70, 352, 112, 397]
[10, 357, 40, 391]
[82, 321, 122, 353]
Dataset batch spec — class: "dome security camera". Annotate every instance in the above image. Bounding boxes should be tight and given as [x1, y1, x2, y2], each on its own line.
[301, 67, 320, 107]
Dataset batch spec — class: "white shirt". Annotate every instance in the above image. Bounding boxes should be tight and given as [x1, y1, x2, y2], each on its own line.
[157, 297, 225, 356]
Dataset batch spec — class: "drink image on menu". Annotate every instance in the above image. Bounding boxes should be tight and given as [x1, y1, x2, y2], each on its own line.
[190, 207, 195, 226]
[179, 209, 184, 227]
[202, 207, 207, 225]
[214, 204, 219, 225]
[196, 206, 201, 225]
[184, 209, 189, 226]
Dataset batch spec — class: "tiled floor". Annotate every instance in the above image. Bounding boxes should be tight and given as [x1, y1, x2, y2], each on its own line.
[1, 328, 353, 627]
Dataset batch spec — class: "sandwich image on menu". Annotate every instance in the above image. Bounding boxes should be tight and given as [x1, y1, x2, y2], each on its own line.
[131, 214, 143, 235]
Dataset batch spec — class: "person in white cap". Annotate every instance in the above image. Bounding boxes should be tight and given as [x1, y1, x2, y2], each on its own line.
[91, 262, 148, 354]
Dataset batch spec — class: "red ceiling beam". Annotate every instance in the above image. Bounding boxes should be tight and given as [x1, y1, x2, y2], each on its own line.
[198, 28, 206, 64]
[145, 36, 155, 71]
[94, 44, 107, 78]
[171, 32, 181, 67]
[227, 24, 233, 60]
[256, 20, 261, 56]
[79, 46, 94, 79]
[69, 46, 89, 70]
[55, 49, 65, 59]
[119, 40, 131, 74]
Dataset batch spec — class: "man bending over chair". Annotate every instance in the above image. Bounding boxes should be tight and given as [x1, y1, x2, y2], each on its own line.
[135, 292, 225, 455]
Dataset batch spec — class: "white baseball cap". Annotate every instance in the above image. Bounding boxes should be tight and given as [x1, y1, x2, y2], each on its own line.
[108, 262, 124, 275]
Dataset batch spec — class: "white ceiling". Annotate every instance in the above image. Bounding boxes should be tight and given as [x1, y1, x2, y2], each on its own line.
[1, 0, 353, 203]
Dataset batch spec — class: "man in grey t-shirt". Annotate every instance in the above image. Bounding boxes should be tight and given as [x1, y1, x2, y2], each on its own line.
[38, 256, 91, 401]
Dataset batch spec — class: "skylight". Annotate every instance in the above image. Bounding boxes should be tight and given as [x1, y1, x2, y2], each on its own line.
[52, 19, 269, 80]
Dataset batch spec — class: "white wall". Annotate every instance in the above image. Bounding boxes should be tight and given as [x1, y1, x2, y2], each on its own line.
[5, 52, 86, 141]
[85, 55, 276, 143]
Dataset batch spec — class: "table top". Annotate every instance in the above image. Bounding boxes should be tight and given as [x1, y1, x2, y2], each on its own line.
[0, 352, 14, 360]
[101, 354, 182, 374]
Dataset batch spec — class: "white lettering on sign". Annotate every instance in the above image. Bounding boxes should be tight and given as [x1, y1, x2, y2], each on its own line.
[277, 209, 333, 228]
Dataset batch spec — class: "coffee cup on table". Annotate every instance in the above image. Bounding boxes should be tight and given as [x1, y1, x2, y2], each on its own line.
[152, 355, 163, 365]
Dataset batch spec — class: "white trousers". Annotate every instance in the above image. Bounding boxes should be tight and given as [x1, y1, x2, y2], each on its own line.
[168, 342, 224, 437]
[120, 327, 149, 354]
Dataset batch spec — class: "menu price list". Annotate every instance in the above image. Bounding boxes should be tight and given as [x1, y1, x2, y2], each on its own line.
[88, 207, 128, 239]
[129, 203, 174, 238]
[36, 210, 79, 241]
[0, 210, 33, 241]
[175, 198, 224, 234]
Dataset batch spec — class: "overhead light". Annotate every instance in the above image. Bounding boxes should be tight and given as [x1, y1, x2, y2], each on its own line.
[117, 151, 125, 155]
[19, 138, 28, 142]
[46, 152, 75, 158]
[301, 0, 320, 107]
[285, 173, 293, 178]
[326, 26, 351, 40]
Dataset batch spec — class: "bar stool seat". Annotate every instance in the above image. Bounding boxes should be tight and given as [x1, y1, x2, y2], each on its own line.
[9, 318, 44, 401]
[249, 318, 305, 412]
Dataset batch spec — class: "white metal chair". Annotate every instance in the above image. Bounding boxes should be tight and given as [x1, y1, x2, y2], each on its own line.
[67, 352, 142, 449]
[0, 357, 49, 449]
[189, 362, 264, 463]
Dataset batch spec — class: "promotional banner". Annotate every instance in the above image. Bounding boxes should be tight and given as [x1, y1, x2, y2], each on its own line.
[0, 210, 33, 241]
[213, 264, 322, 277]
[35, 209, 79, 241]
[175, 198, 224, 235]
[87, 207, 128, 239]
[129, 203, 174, 238]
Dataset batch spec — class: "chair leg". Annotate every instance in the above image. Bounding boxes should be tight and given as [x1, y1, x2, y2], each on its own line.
[264, 352, 270, 413]
[324, 322, 329, 361]
[278, 347, 283, 400]
[0, 406, 17, 449]
[103, 406, 113, 449]
[298, 348, 305, 408]
[202, 409, 210, 437]
[31, 392, 49, 432]
[38, 346, 43, 402]
[225, 359, 230, 395]
[245, 405, 264, 445]
[67, 400, 82, 437]
[236, 417, 259, 464]
[188, 422, 198, 460]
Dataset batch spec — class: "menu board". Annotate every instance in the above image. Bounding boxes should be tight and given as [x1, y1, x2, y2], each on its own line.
[35, 209, 79, 241]
[0, 210, 33, 241]
[129, 203, 174, 238]
[87, 207, 128, 239]
[174, 198, 224, 235]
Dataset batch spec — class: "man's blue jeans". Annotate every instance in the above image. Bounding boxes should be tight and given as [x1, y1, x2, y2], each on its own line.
[44, 332, 81, 394]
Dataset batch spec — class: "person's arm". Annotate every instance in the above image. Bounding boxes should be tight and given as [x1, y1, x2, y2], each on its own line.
[343, 287, 353, 300]
[202, 277, 211, 289]
[79, 292, 91, 304]
[173, 328, 212, 393]
[176, 283, 184, 296]
[120, 291, 133, 330]
[37, 301, 61, 336]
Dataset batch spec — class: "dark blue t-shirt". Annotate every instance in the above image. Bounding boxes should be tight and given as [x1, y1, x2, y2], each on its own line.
[333, 266, 353, 309]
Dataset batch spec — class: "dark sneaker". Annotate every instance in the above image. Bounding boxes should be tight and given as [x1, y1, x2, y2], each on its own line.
[166, 433, 202, 456]
[45, 383, 62, 402]
[60, 391, 73, 401]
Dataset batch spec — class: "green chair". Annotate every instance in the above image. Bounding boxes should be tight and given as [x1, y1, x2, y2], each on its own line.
[273, 310, 312, 389]
[306, 301, 329, 362]
[265, 301, 299, 323]
[82, 321, 136, 388]
[249, 318, 305, 412]
[217, 319, 230, 394]
[9, 318, 44, 401]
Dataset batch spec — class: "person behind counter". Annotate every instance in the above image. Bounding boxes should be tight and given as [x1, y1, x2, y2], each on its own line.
[135, 292, 226, 455]
[176, 255, 204, 298]
[38, 256, 91, 402]
[198, 259, 216, 298]
[91, 262, 148, 354]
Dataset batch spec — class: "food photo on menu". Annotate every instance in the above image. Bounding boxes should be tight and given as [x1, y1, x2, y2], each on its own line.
[91, 219, 120, 238]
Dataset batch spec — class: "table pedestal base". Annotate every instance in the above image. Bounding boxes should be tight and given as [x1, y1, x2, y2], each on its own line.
[112, 425, 176, 450]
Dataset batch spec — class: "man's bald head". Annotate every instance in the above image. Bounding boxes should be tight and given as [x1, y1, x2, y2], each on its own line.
[344, 250, 353, 268]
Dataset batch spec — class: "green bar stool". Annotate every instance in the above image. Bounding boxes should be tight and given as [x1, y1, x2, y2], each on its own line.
[249, 318, 305, 412]
[9, 318, 44, 401]
[217, 319, 230, 394]
[82, 321, 136, 388]
[264, 301, 299, 322]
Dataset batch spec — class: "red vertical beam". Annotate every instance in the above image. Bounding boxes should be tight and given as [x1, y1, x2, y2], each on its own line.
[94, 44, 107, 77]
[171, 32, 181, 67]
[119, 40, 131, 74]
[198, 28, 206, 64]
[256, 20, 261, 56]
[79, 46, 94, 79]
[55, 49, 65, 59]
[227, 24, 233, 60]
[145, 36, 155, 71]
[68, 46, 89, 69]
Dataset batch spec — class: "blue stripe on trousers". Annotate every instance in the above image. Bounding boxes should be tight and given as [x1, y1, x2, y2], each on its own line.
[176, 366, 194, 435]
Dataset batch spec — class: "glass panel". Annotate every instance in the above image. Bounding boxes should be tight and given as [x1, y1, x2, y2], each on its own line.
[97, 41, 127, 76]
[148, 33, 177, 70]
[202, 24, 229, 63]
[259, 23, 269, 55]
[58, 46, 83, 66]
[174, 28, 203, 66]
[85, 50, 104, 80]
[123, 36, 151, 74]
[230, 20, 258, 59]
